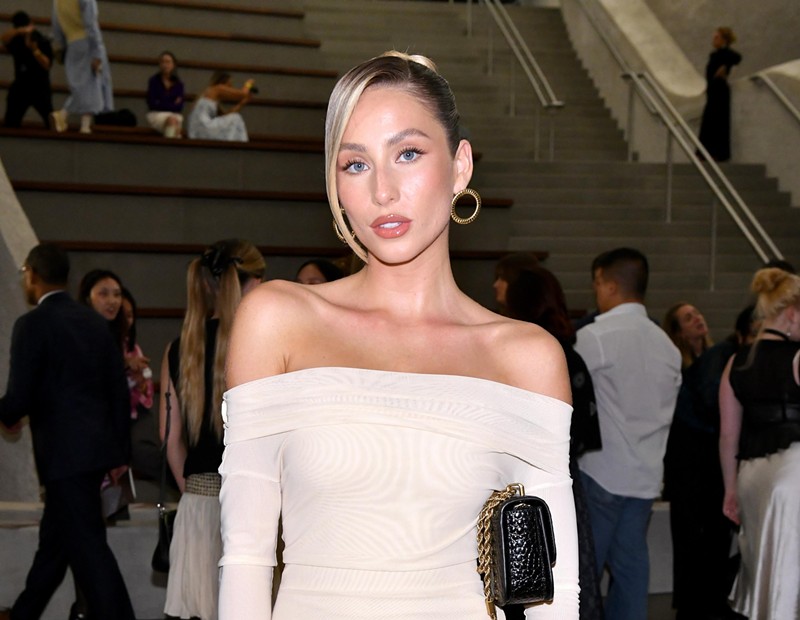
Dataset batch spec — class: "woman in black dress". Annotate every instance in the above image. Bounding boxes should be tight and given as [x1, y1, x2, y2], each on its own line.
[697, 27, 742, 162]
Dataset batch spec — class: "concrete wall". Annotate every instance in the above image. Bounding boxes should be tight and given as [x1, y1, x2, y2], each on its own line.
[561, 0, 702, 164]
[0, 159, 41, 502]
[733, 61, 800, 207]
[644, 0, 800, 77]
[561, 0, 800, 205]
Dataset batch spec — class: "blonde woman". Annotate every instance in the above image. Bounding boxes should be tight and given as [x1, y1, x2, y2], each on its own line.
[719, 268, 800, 619]
[186, 71, 254, 142]
[697, 27, 741, 162]
[159, 239, 265, 620]
[218, 52, 579, 618]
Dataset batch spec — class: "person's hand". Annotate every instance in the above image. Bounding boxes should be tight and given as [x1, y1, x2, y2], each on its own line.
[126, 354, 151, 374]
[722, 490, 740, 525]
[91, 57, 102, 74]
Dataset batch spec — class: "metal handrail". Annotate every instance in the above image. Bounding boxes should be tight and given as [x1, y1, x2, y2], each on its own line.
[751, 73, 800, 126]
[639, 72, 783, 260]
[493, 1, 564, 108]
[469, 0, 564, 160]
[573, 0, 783, 279]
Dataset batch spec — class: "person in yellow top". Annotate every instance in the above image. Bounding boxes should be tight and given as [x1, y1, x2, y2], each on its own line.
[50, 0, 113, 134]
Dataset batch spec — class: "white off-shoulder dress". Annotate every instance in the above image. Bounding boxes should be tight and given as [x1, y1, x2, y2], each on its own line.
[218, 367, 579, 619]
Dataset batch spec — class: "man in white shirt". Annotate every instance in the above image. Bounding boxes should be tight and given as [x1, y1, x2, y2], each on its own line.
[575, 248, 682, 620]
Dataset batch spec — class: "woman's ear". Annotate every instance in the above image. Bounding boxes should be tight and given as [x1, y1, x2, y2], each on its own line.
[453, 139, 474, 192]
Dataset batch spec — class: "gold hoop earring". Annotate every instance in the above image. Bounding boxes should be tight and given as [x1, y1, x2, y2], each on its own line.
[333, 209, 355, 244]
[450, 188, 481, 225]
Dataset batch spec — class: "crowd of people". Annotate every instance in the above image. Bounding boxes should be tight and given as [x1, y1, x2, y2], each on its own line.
[2, 7, 256, 139]
[1, 49, 798, 620]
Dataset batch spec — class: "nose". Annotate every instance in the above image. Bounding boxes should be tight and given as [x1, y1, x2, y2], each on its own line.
[371, 165, 398, 207]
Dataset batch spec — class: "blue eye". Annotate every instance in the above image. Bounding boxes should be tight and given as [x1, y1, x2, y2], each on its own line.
[399, 148, 421, 162]
[344, 160, 367, 173]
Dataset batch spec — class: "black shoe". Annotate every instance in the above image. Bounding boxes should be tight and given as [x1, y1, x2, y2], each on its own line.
[68, 602, 88, 620]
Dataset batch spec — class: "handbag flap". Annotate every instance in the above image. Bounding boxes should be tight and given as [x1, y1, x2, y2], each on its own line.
[491, 495, 556, 606]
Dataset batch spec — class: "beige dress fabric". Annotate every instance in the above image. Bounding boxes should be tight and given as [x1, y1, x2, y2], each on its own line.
[217, 367, 580, 619]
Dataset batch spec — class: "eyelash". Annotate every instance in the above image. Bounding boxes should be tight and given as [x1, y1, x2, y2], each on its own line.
[398, 146, 423, 161]
[342, 159, 365, 173]
[340, 147, 425, 173]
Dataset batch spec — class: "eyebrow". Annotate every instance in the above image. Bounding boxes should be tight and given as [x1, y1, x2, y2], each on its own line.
[339, 128, 432, 153]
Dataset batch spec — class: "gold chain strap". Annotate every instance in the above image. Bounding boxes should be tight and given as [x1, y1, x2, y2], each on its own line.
[477, 483, 525, 619]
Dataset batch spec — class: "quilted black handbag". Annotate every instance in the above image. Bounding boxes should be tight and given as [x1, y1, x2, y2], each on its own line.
[477, 483, 556, 619]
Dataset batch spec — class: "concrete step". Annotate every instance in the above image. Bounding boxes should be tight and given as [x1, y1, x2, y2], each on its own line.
[481, 186, 790, 207]
[95, 28, 323, 68]
[504, 203, 796, 225]
[85, 61, 338, 102]
[1, 134, 326, 191]
[510, 218, 800, 238]
[89, 1, 309, 38]
[474, 171, 779, 191]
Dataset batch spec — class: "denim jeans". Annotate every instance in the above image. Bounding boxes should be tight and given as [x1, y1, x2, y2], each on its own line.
[580, 471, 653, 620]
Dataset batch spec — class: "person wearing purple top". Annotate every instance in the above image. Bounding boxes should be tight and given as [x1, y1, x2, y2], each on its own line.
[146, 51, 184, 138]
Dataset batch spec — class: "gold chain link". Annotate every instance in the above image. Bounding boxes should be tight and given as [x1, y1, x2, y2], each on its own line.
[476, 483, 524, 619]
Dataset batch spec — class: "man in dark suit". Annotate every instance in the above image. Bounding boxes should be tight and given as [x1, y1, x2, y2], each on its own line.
[0, 244, 135, 620]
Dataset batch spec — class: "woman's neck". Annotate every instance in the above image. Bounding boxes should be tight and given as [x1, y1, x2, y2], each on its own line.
[688, 336, 706, 357]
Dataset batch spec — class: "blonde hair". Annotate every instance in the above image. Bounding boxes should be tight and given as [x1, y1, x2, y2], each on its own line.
[717, 27, 736, 46]
[179, 239, 265, 445]
[752, 267, 800, 326]
[324, 51, 462, 261]
[662, 301, 712, 368]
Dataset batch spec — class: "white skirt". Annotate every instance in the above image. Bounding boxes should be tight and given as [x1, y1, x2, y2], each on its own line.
[146, 111, 183, 135]
[164, 490, 222, 620]
[731, 441, 800, 619]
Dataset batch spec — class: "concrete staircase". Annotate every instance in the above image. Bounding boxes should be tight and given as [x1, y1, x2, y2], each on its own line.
[301, 1, 800, 338]
[3, 0, 796, 347]
[6, 1, 799, 616]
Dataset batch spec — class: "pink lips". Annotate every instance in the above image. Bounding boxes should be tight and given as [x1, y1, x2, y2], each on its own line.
[371, 214, 411, 238]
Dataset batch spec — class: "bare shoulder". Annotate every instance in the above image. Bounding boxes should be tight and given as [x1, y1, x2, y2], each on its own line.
[487, 315, 571, 405]
[226, 279, 322, 388]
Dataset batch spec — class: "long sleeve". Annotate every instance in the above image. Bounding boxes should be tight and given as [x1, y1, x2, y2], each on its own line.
[506, 459, 580, 617]
[0, 315, 38, 427]
[218, 432, 283, 619]
[79, 0, 103, 59]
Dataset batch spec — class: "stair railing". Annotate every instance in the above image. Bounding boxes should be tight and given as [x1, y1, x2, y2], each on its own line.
[574, 0, 783, 289]
[750, 73, 800, 126]
[466, 0, 564, 161]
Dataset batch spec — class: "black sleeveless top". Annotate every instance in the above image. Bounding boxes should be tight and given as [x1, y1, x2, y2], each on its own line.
[168, 319, 225, 477]
[729, 339, 800, 459]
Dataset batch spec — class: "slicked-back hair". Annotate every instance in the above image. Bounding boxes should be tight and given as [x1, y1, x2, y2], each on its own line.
[324, 51, 461, 261]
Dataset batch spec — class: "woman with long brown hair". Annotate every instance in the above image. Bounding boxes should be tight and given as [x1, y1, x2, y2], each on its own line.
[160, 239, 265, 620]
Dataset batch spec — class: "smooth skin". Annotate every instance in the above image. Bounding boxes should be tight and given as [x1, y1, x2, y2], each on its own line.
[226, 86, 570, 407]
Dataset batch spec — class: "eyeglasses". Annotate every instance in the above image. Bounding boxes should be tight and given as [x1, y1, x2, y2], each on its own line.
[18, 265, 29, 275]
